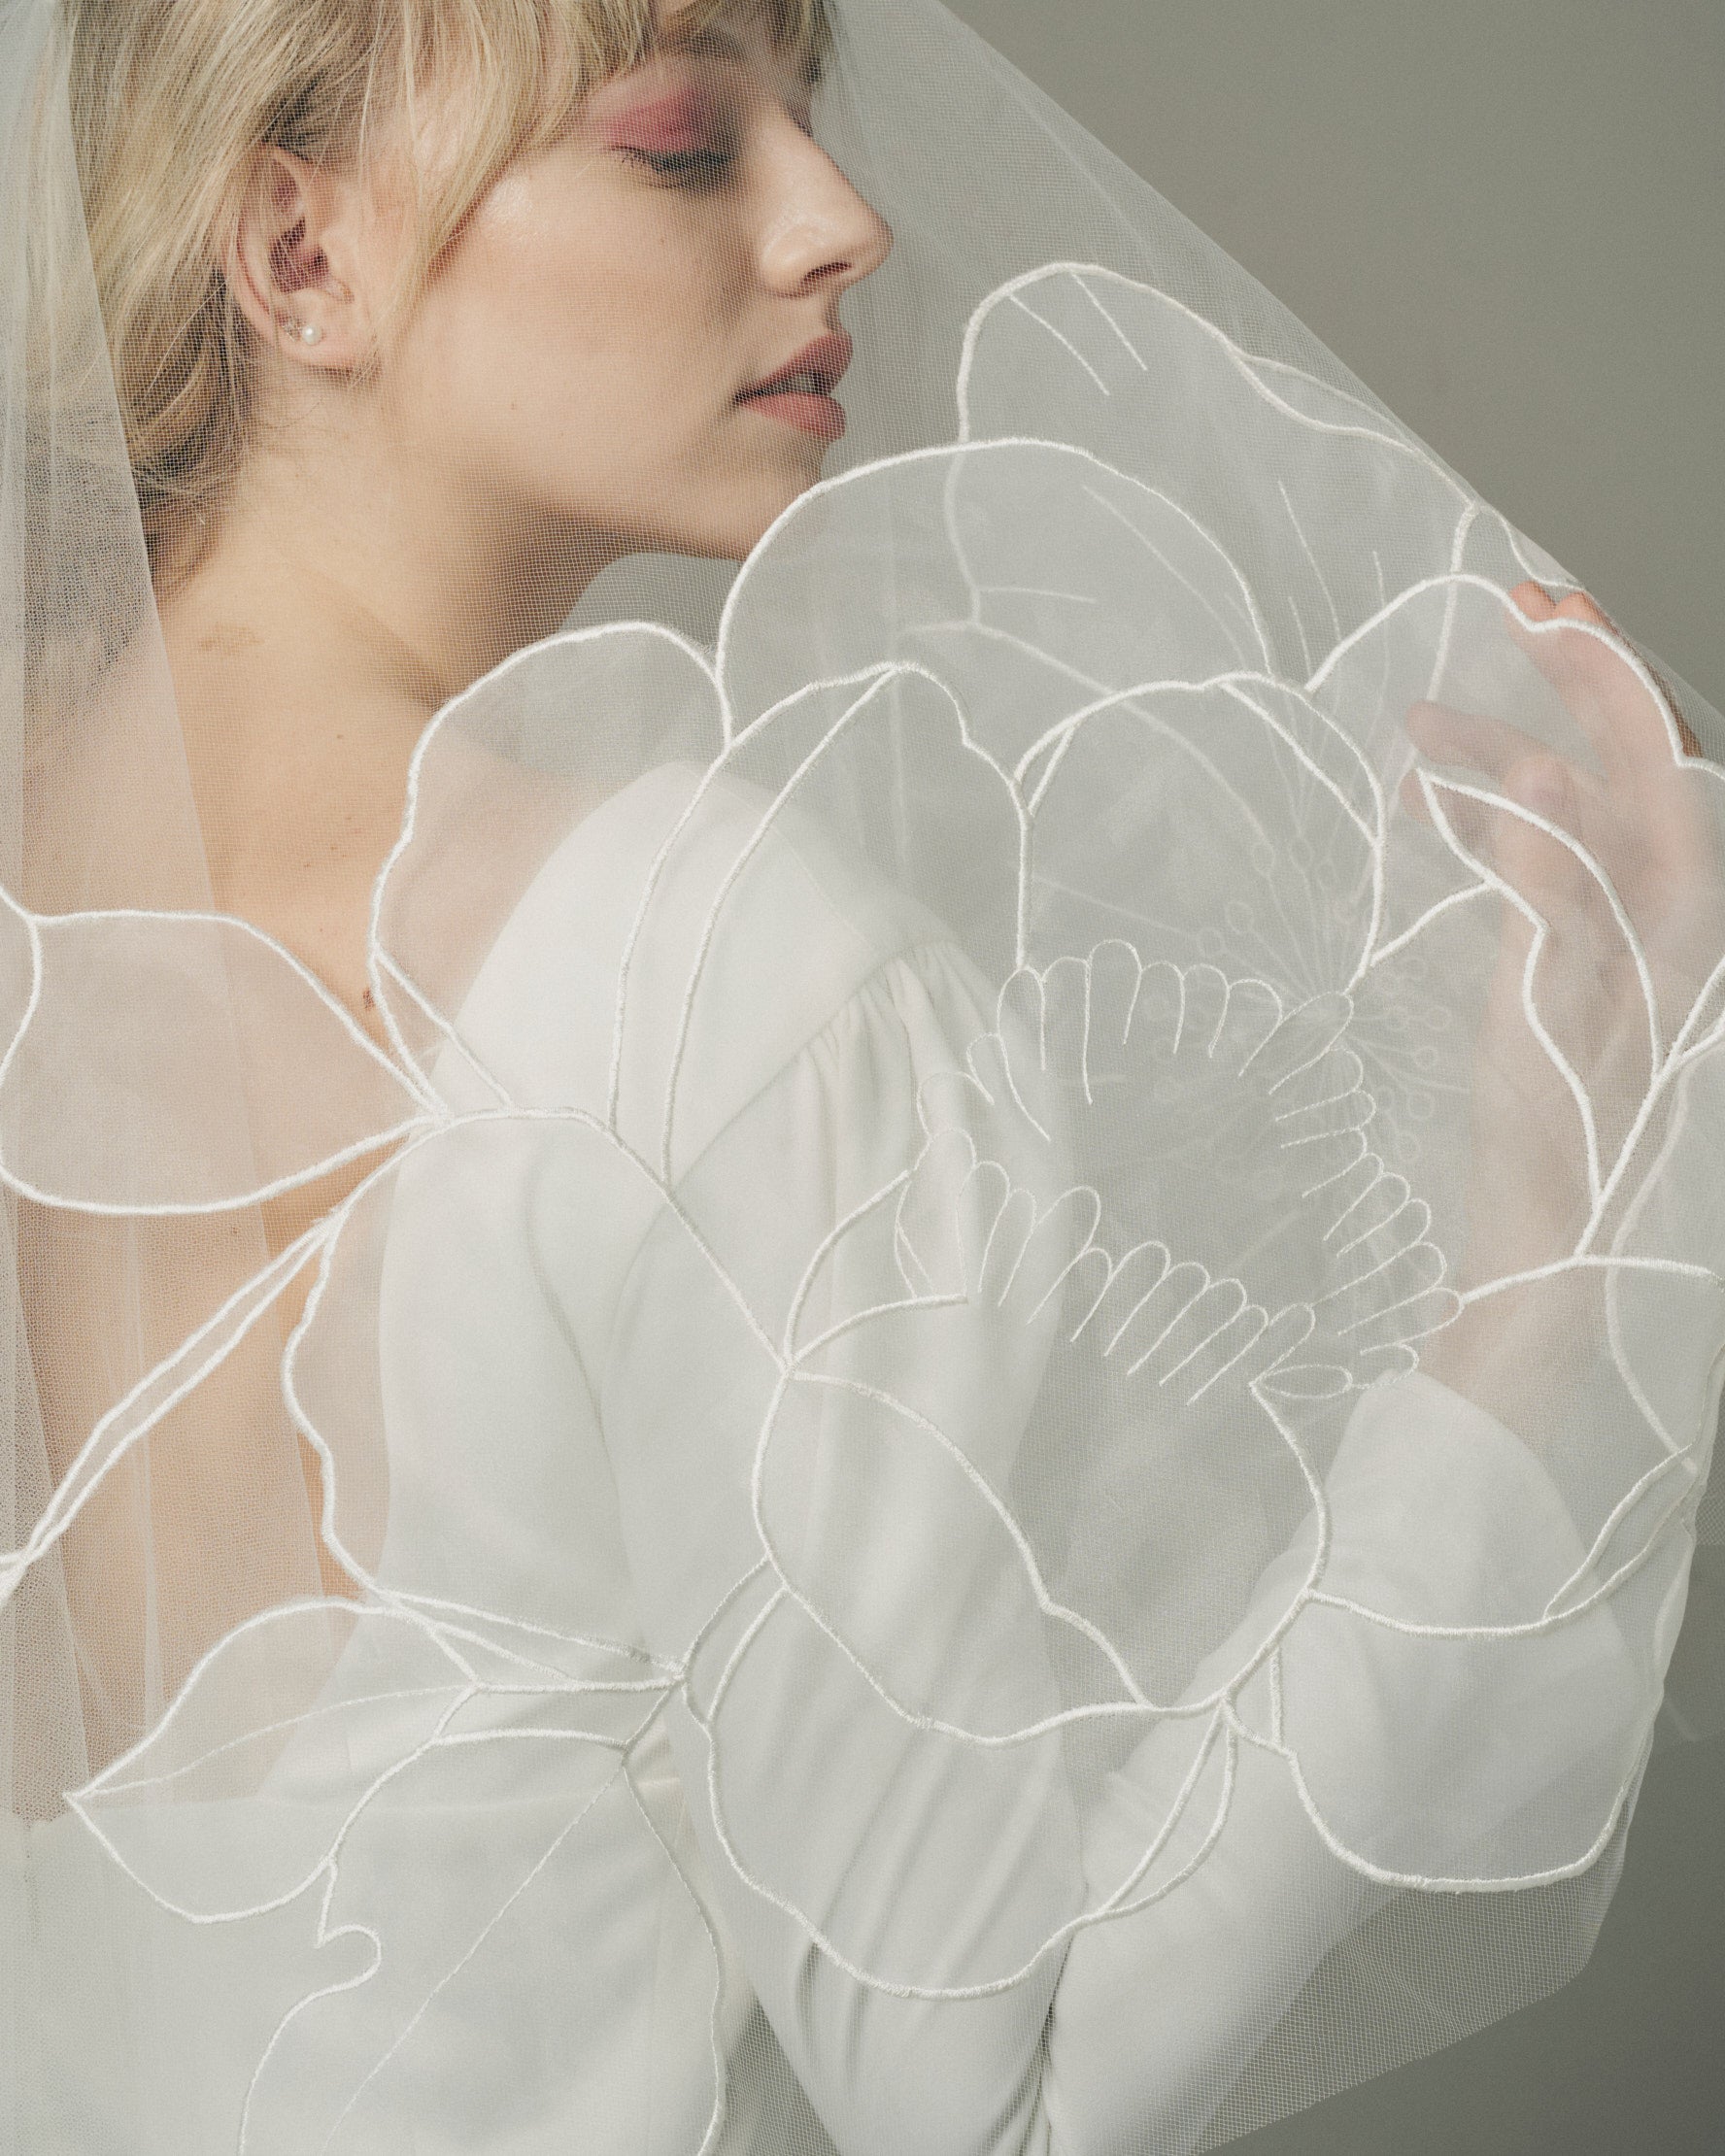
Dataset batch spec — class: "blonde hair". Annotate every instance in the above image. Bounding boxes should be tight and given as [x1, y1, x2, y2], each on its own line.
[62, 0, 829, 586]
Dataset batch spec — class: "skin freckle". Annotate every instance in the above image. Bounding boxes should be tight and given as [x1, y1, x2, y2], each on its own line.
[198, 622, 264, 655]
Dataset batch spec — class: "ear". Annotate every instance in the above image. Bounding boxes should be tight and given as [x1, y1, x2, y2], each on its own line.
[227, 147, 373, 368]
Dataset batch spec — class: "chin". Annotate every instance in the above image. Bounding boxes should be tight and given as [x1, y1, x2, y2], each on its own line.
[657, 466, 828, 566]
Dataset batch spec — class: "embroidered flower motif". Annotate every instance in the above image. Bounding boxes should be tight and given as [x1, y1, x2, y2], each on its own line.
[5, 259, 1719, 2128]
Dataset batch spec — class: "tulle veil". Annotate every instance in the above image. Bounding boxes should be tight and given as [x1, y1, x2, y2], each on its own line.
[2, 0, 1722, 2147]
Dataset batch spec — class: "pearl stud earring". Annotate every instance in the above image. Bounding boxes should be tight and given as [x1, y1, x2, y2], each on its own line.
[278, 315, 323, 347]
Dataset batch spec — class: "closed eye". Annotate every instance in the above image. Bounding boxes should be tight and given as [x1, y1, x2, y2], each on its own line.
[618, 143, 737, 187]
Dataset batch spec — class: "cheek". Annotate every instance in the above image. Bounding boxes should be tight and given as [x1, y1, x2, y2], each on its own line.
[428, 176, 744, 462]
[391, 168, 804, 555]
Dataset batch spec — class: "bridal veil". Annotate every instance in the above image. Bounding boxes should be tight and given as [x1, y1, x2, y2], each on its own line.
[3, 0, 1722, 2147]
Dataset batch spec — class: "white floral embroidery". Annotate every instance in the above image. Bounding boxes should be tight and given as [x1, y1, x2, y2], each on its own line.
[2, 261, 1719, 2141]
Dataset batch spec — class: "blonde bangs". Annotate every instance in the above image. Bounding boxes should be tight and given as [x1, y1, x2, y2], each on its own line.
[401, 0, 830, 266]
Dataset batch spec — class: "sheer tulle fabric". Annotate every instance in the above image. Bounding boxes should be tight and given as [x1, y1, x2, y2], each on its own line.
[3, 0, 1722, 2149]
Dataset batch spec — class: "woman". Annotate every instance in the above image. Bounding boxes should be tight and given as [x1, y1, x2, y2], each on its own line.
[4, 0, 1721, 2148]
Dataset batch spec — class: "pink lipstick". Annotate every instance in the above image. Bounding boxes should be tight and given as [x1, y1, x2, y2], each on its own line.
[737, 328, 853, 441]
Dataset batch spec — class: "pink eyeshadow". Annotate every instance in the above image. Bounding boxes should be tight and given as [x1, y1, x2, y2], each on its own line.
[599, 86, 712, 154]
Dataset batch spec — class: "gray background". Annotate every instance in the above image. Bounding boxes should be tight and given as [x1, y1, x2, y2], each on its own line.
[940, 3, 1725, 2150]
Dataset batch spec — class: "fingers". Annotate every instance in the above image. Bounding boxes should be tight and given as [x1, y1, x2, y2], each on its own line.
[1405, 697, 1601, 800]
[1531, 588, 1703, 757]
[1406, 581, 1682, 792]
[1404, 742, 1590, 931]
[1405, 698, 1512, 775]
[1473, 756, 1598, 1079]
[1405, 687, 1708, 897]
[1494, 751, 1589, 926]
[1504, 580, 1696, 770]
[1400, 703, 1607, 872]
[1399, 763, 1429, 821]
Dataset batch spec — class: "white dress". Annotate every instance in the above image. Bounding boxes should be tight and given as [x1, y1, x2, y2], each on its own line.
[2, 757, 1657, 2156]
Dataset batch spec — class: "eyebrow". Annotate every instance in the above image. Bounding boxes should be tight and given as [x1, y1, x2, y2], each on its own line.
[658, 21, 745, 61]
[655, 15, 824, 88]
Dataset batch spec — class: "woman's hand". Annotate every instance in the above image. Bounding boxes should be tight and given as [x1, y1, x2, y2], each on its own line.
[1401, 582, 1723, 1422]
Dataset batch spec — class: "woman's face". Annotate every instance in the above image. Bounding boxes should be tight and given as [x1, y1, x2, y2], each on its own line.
[384, 2, 893, 567]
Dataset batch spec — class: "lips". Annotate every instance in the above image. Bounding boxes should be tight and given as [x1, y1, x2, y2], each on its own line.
[737, 329, 854, 403]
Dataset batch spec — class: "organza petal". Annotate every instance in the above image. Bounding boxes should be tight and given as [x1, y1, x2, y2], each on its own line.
[238, 1720, 725, 2156]
[721, 435, 1271, 781]
[0, 1227, 326, 1619]
[701, 1582, 1089, 1996]
[708, 659, 1024, 995]
[372, 623, 727, 1110]
[1279, 1560, 1667, 1890]
[1409, 1264, 1717, 1628]
[1606, 1043, 1725, 1477]
[1276, 1366, 1682, 1884]
[759, 1354, 1133, 1740]
[0, 909, 424, 1211]
[693, 1557, 1236, 2000]
[69, 1600, 469, 1920]
[599, 698, 1007, 1180]
[1026, 677, 1380, 996]
[958, 264, 1475, 688]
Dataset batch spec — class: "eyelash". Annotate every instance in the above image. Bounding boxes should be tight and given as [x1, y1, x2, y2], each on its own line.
[620, 144, 737, 187]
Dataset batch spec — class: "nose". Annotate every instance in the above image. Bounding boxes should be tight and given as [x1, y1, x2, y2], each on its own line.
[756, 122, 893, 299]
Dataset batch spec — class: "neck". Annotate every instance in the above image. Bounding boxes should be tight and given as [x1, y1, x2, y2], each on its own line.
[157, 420, 626, 919]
